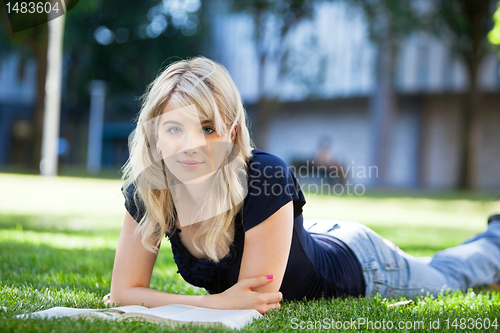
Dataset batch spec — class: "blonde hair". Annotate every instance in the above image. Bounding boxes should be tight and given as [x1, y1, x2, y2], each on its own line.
[121, 56, 253, 262]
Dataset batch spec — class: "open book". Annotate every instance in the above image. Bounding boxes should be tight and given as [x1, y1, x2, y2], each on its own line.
[17, 304, 262, 329]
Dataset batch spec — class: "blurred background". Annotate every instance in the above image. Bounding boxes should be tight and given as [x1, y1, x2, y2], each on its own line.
[2, 2, 500, 316]
[1, 0, 500, 191]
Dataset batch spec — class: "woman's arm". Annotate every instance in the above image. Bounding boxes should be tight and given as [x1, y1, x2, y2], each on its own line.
[109, 211, 204, 307]
[238, 201, 294, 294]
[109, 211, 282, 313]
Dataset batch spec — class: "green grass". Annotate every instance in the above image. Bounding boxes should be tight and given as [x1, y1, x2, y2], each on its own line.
[1, 173, 500, 332]
[0, 165, 123, 180]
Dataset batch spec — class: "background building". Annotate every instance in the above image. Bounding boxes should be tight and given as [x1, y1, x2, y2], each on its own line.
[206, 1, 500, 189]
[1, 0, 499, 189]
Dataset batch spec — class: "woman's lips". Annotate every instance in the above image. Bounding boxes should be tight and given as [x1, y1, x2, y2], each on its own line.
[178, 160, 204, 169]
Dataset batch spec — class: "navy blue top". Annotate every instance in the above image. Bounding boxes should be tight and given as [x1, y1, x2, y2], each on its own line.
[124, 149, 365, 300]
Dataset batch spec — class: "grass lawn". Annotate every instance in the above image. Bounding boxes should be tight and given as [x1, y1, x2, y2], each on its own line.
[1, 173, 499, 332]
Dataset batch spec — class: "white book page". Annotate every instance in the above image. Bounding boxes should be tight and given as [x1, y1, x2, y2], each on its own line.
[16, 307, 98, 319]
[102, 305, 149, 313]
[133, 304, 262, 329]
[16, 304, 261, 329]
[143, 304, 258, 320]
[16, 305, 149, 319]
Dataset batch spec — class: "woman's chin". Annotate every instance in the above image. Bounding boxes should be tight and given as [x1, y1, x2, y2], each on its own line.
[183, 170, 217, 185]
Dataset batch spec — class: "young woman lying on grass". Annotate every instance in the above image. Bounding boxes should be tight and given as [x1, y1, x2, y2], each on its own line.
[107, 56, 500, 314]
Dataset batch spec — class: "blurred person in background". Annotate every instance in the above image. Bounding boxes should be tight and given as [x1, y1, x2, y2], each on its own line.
[313, 136, 344, 186]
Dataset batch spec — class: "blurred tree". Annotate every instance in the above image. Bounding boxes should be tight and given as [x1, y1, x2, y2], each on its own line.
[489, 2, 500, 48]
[1, 9, 48, 169]
[0, 0, 204, 168]
[0, 0, 97, 170]
[489, 2, 500, 81]
[428, 0, 495, 189]
[227, 0, 316, 150]
[347, 0, 496, 189]
[345, 0, 424, 186]
[63, 0, 203, 120]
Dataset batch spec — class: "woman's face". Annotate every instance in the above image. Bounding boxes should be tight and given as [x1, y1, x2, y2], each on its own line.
[156, 103, 236, 184]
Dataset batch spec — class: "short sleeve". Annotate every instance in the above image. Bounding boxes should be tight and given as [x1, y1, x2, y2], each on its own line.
[122, 182, 146, 223]
[242, 150, 306, 231]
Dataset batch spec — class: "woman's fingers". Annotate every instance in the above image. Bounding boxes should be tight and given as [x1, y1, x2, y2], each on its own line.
[264, 291, 283, 304]
[257, 300, 281, 314]
[102, 293, 111, 305]
[254, 292, 282, 314]
[245, 276, 283, 314]
[268, 301, 281, 311]
[216, 275, 283, 313]
[240, 275, 283, 306]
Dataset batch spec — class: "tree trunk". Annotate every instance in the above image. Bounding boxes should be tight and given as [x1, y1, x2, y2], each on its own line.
[455, 0, 489, 189]
[253, 97, 278, 150]
[457, 58, 482, 189]
[252, 10, 278, 151]
[370, 38, 397, 186]
[31, 25, 49, 170]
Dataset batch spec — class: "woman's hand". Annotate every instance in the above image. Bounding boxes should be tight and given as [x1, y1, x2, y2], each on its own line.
[208, 275, 282, 314]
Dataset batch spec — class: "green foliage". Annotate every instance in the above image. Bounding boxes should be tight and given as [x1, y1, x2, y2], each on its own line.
[226, 0, 317, 87]
[0, 174, 499, 332]
[341, 0, 428, 85]
[488, 2, 500, 45]
[0, 0, 205, 120]
[62, 0, 205, 120]
[225, 0, 321, 144]
[346, 0, 495, 56]
[348, 0, 426, 45]
[228, 0, 316, 38]
[0, 0, 93, 65]
[0, 8, 48, 74]
[428, 0, 493, 60]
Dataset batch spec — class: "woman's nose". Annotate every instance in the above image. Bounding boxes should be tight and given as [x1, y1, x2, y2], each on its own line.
[182, 130, 206, 153]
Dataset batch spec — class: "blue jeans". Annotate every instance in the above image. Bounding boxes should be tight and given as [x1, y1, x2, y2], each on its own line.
[304, 219, 500, 298]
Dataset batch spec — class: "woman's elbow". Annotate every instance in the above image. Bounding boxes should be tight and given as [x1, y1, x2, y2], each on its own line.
[108, 288, 124, 306]
[109, 284, 137, 306]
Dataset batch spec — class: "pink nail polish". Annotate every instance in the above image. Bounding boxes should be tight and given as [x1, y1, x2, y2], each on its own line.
[267, 274, 274, 279]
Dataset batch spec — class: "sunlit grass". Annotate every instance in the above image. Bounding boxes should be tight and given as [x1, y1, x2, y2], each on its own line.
[0, 229, 117, 249]
[303, 190, 499, 230]
[0, 174, 124, 223]
[1, 173, 499, 332]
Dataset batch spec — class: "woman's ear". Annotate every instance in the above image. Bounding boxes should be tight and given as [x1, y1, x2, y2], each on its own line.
[230, 123, 238, 143]
[156, 140, 162, 155]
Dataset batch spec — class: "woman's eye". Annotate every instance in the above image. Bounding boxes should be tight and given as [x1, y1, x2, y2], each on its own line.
[167, 126, 181, 134]
[202, 127, 215, 134]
